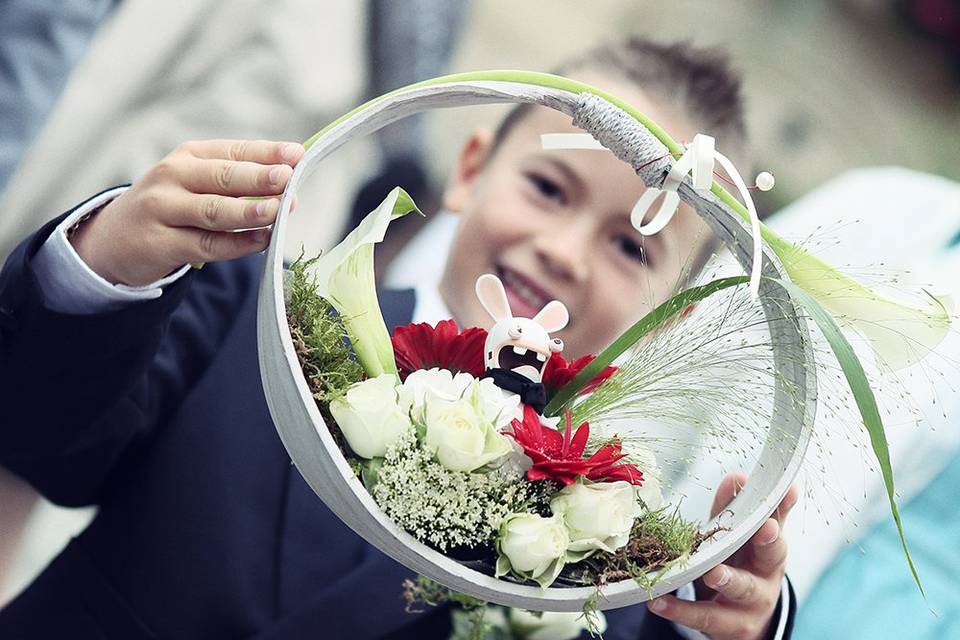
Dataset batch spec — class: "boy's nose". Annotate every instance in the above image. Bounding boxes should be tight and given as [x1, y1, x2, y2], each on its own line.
[532, 218, 590, 283]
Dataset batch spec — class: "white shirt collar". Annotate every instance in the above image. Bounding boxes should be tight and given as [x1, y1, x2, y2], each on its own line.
[410, 279, 453, 325]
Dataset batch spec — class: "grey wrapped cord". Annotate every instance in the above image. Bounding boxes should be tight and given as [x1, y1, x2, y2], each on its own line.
[572, 92, 674, 187]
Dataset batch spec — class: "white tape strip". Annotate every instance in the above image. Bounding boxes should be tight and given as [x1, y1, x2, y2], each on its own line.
[691, 134, 716, 190]
[540, 133, 607, 150]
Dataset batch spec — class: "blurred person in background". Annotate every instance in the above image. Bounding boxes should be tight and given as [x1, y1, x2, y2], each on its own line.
[0, 0, 119, 600]
[0, 0, 467, 607]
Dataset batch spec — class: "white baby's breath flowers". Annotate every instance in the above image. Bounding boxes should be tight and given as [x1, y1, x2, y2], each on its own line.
[329, 374, 410, 459]
[496, 513, 570, 588]
[550, 480, 640, 554]
[373, 430, 537, 550]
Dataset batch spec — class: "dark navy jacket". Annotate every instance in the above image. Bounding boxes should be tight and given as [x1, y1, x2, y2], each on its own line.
[0, 199, 698, 639]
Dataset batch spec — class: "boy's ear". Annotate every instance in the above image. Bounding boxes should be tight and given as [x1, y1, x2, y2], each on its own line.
[443, 128, 494, 213]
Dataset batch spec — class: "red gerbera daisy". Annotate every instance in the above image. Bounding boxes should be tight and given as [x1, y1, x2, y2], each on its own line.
[508, 405, 643, 486]
[391, 320, 487, 380]
[541, 353, 617, 399]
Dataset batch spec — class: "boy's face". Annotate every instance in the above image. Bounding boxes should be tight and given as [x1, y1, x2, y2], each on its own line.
[439, 82, 714, 358]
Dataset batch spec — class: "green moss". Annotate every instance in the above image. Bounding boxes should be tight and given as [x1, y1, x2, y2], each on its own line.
[285, 253, 365, 410]
[560, 505, 714, 594]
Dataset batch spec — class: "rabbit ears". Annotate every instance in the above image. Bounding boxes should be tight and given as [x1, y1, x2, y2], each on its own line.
[474, 274, 569, 332]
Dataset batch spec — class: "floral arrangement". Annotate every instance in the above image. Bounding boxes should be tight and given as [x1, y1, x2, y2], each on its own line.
[287, 167, 950, 612]
[275, 74, 960, 620]
[291, 245, 696, 589]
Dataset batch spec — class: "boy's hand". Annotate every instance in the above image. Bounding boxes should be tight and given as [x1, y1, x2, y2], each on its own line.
[71, 139, 304, 286]
[647, 473, 798, 640]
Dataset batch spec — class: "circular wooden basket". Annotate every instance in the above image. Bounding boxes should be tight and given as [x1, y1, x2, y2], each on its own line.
[257, 74, 817, 612]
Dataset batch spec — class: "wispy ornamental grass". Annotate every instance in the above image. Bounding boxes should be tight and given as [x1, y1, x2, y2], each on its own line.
[286, 254, 365, 408]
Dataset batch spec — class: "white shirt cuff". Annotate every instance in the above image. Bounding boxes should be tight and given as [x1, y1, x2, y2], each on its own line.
[671, 577, 790, 640]
[32, 187, 191, 314]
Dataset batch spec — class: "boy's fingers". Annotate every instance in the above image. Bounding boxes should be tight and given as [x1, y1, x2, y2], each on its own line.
[748, 519, 789, 576]
[771, 484, 799, 527]
[180, 139, 304, 166]
[181, 227, 271, 264]
[702, 563, 769, 604]
[710, 472, 749, 519]
[648, 595, 754, 638]
[181, 159, 293, 197]
[164, 193, 280, 231]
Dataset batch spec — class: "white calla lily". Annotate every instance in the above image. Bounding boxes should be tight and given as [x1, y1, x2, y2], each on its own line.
[307, 187, 421, 377]
[769, 235, 953, 370]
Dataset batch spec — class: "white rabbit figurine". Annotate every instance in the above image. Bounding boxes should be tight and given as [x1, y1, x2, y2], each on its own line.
[474, 273, 570, 384]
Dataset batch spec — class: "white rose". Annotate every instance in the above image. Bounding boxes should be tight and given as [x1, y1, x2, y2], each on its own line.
[398, 368, 473, 419]
[551, 481, 640, 553]
[473, 377, 523, 429]
[496, 513, 569, 588]
[423, 397, 512, 472]
[329, 374, 410, 459]
[509, 609, 607, 640]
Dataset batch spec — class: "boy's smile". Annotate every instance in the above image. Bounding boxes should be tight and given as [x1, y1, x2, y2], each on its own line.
[440, 79, 715, 358]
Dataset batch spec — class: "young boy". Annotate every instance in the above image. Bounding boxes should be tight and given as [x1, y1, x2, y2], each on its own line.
[0, 38, 796, 639]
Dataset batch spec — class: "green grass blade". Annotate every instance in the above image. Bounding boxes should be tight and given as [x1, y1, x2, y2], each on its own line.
[776, 279, 923, 597]
[543, 276, 750, 416]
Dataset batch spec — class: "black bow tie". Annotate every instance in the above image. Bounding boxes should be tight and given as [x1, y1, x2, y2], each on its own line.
[480, 368, 547, 414]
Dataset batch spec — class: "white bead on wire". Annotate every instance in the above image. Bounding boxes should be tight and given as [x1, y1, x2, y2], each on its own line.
[755, 171, 776, 192]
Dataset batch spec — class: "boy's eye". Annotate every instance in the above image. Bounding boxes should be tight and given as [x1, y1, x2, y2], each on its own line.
[525, 173, 565, 204]
[613, 233, 649, 265]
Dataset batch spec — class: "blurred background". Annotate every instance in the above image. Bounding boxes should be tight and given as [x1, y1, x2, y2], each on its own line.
[1, 0, 958, 635]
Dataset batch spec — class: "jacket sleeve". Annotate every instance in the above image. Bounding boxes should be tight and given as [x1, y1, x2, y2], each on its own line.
[0, 194, 257, 507]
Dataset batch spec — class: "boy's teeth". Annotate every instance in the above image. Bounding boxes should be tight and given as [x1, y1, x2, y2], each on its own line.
[513, 346, 528, 355]
[503, 270, 546, 310]
[536, 352, 547, 362]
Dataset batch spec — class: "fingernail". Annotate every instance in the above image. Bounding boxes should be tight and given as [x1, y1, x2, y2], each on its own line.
[713, 568, 730, 587]
[649, 598, 666, 612]
[281, 143, 301, 163]
[252, 228, 269, 243]
[268, 166, 283, 185]
[255, 200, 268, 218]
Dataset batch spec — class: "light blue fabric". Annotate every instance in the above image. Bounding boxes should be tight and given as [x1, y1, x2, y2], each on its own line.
[795, 449, 960, 638]
[0, 0, 117, 195]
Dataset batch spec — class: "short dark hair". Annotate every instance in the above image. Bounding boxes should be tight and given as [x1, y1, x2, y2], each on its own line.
[493, 36, 748, 167]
